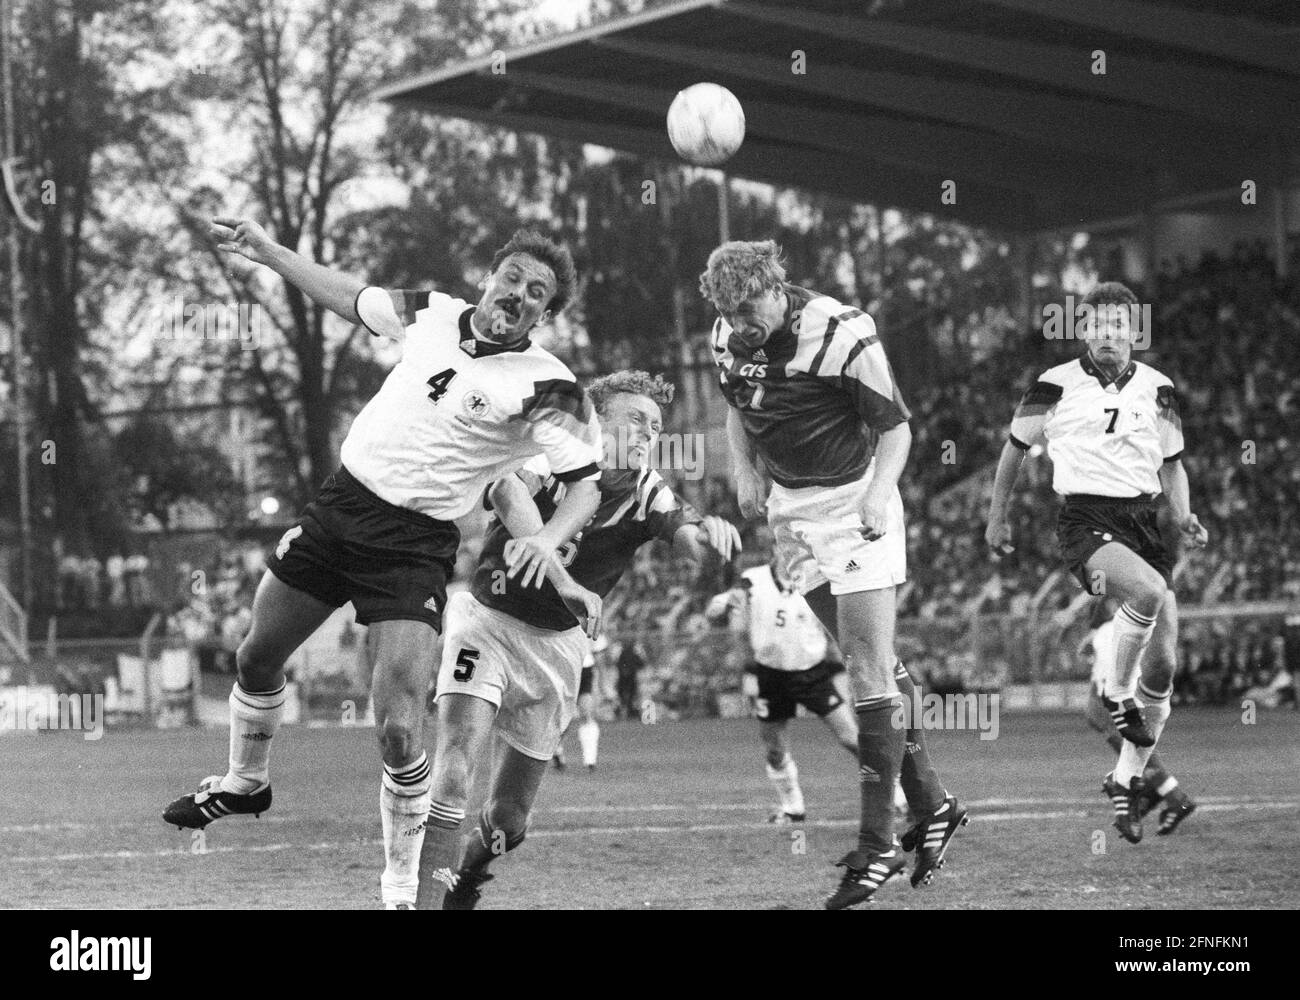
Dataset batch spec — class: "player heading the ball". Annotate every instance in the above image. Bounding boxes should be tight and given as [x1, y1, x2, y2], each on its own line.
[700, 240, 967, 909]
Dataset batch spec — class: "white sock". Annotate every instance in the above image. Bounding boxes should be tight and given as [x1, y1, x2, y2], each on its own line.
[766, 754, 805, 816]
[379, 752, 432, 907]
[1107, 604, 1156, 701]
[222, 682, 285, 795]
[1115, 684, 1172, 785]
[577, 719, 600, 767]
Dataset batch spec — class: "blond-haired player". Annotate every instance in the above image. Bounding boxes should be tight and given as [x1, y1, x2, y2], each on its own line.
[701, 240, 965, 908]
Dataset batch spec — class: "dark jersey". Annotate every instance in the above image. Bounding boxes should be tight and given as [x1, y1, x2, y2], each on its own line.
[471, 459, 703, 631]
[711, 284, 910, 489]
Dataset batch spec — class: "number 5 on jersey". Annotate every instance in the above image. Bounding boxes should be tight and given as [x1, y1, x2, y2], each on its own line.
[453, 647, 479, 682]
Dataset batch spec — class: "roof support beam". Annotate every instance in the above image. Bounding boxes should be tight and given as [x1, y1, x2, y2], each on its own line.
[980, 0, 1300, 76]
[384, 96, 1041, 230]
[505, 68, 1103, 193]
[592, 37, 1262, 171]
[727, 1, 1296, 126]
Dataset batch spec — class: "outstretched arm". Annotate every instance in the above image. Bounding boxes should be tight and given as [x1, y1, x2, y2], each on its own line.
[211, 216, 388, 333]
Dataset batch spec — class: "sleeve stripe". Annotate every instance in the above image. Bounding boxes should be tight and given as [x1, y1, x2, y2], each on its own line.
[840, 333, 882, 373]
[515, 378, 594, 423]
[808, 314, 841, 377]
[1020, 381, 1064, 407]
[1163, 450, 1184, 464]
[639, 483, 663, 521]
[1009, 434, 1031, 451]
[551, 461, 599, 483]
[397, 290, 431, 327]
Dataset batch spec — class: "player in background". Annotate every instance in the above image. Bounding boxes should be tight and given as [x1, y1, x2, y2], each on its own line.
[162, 221, 602, 909]
[420, 370, 742, 910]
[700, 241, 965, 909]
[552, 644, 601, 772]
[706, 559, 853, 821]
[987, 281, 1207, 844]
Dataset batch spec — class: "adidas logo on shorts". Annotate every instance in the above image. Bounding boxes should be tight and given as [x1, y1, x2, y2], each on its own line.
[845, 559, 861, 572]
[423, 596, 440, 613]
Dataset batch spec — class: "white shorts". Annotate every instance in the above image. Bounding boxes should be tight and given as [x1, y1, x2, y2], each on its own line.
[435, 591, 589, 760]
[767, 464, 907, 596]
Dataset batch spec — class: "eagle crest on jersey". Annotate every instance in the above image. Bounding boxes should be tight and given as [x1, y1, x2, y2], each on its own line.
[711, 284, 910, 489]
[1008, 354, 1184, 497]
[343, 287, 601, 520]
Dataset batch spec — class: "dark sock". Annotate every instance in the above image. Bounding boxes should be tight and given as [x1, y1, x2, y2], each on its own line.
[460, 809, 526, 874]
[856, 696, 904, 853]
[415, 800, 465, 910]
[893, 661, 947, 815]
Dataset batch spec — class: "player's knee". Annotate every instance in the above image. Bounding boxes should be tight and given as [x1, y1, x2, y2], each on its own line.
[376, 717, 419, 765]
[1126, 578, 1166, 618]
[235, 639, 281, 690]
[765, 746, 786, 768]
[485, 797, 529, 840]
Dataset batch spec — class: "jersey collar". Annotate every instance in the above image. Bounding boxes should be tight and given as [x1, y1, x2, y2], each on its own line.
[1080, 351, 1136, 392]
[459, 307, 532, 357]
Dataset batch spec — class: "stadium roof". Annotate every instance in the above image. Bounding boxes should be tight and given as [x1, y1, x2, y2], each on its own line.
[374, 0, 1300, 234]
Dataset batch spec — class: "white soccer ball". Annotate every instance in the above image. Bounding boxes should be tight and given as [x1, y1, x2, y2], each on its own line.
[666, 82, 745, 166]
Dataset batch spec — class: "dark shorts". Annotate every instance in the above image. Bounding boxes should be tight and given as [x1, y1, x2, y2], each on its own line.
[747, 659, 846, 722]
[578, 665, 594, 696]
[266, 466, 459, 631]
[1057, 495, 1173, 592]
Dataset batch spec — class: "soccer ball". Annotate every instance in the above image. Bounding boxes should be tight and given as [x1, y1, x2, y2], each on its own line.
[666, 83, 745, 166]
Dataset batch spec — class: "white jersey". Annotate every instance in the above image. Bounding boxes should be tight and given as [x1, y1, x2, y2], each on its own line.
[341, 288, 601, 520]
[1009, 356, 1184, 497]
[730, 566, 829, 672]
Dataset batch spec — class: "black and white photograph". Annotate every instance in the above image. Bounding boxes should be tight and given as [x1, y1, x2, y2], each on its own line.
[0, 0, 1295, 945]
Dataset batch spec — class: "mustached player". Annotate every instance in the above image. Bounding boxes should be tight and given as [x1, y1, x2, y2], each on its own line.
[700, 240, 964, 909]
[162, 221, 603, 909]
[987, 281, 1208, 844]
[418, 370, 742, 910]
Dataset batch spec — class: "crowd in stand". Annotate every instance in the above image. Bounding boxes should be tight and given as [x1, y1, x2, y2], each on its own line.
[55, 552, 155, 610]
[165, 546, 263, 672]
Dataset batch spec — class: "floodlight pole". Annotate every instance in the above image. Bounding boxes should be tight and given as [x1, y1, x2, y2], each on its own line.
[717, 171, 730, 244]
[2, 0, 32, 612]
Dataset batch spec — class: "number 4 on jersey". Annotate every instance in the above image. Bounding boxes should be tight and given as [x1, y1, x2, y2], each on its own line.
[427, 368, 457, 404]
